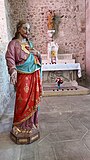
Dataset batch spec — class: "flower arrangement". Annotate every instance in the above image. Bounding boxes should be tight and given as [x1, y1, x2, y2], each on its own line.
[55, 77, 63, 89]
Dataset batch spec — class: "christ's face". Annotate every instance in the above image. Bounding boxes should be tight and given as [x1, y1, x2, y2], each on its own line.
[19, 23, 30, 38]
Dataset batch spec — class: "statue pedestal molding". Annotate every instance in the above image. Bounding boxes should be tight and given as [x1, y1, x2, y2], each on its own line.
[10, 128, 40, 144]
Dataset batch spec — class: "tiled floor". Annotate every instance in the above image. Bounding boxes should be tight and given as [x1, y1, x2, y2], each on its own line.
[0, 94, 90, 160]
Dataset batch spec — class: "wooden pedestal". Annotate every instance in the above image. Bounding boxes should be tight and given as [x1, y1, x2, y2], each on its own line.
[10, 129, 40, 144]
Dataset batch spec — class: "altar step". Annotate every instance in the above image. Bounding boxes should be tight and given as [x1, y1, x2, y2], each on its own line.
[42, 84, 90, 97]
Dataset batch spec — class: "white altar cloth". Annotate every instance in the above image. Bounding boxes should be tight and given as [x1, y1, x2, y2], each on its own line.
[42, 63, 81, 78]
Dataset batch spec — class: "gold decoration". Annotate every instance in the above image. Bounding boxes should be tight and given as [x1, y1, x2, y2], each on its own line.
[24, 84, 29, 93]
[21, 43, 30, 54]
[31, 135, 39, 141]
[19, 139, 28, 143]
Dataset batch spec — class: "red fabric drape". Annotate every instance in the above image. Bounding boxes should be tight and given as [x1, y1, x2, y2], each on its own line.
[13, 70, 42, 125]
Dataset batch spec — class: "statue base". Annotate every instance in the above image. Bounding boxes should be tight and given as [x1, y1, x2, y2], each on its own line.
[10, 128, 40, 144]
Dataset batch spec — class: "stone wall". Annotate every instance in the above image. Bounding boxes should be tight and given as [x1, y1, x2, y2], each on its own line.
[5, 0, 86, 77]
[86, 0, 90, 82]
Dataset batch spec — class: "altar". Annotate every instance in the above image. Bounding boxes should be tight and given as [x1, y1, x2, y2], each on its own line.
[42, 11, 82, 84]
[42, 63, 81, 83]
